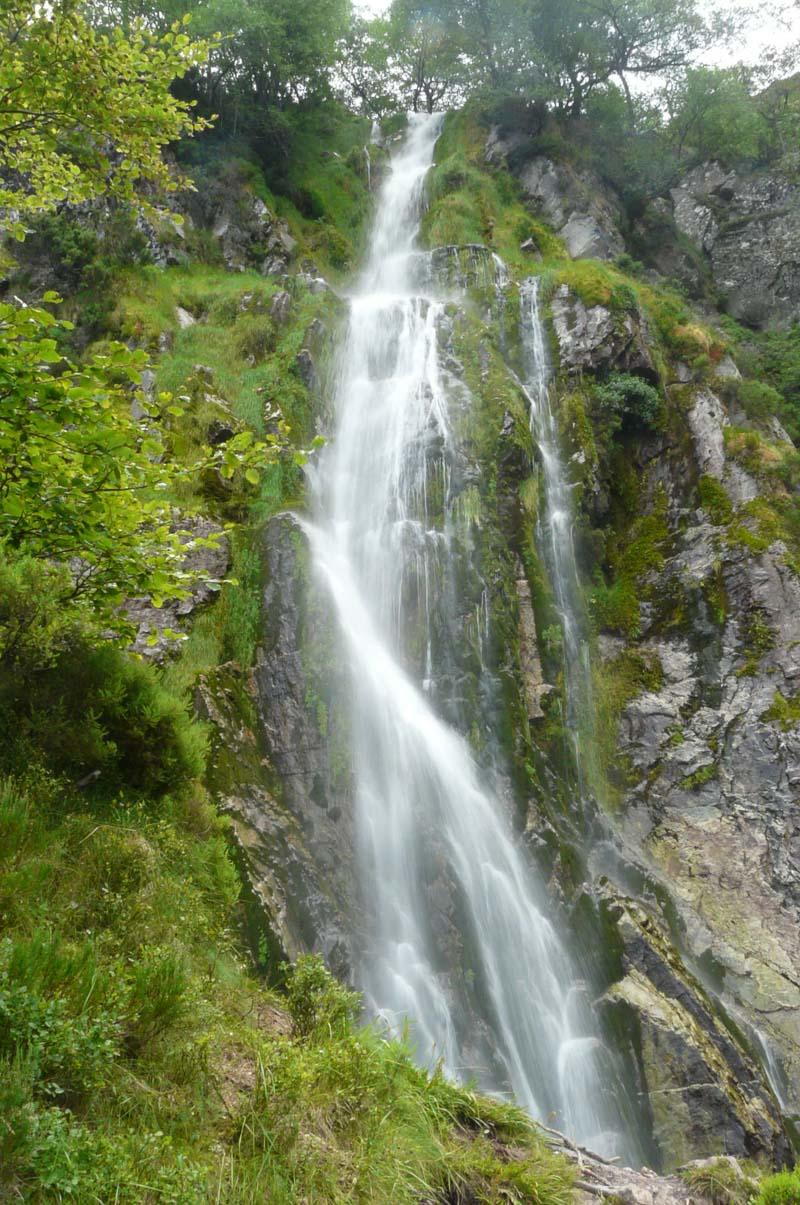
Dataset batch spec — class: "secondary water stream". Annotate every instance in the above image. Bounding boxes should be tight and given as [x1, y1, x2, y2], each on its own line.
[520, 277, 596, 806]
[304, 112, 631, 1157]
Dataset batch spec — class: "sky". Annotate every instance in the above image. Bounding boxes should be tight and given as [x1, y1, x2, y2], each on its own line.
[355, 0, 800, 74]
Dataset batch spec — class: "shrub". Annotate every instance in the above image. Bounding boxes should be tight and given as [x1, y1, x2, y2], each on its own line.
[755, 1169, 800, 1205]
[593, 373, 664, 432]
[698, 475, 733, 525]
[285, 954, 360, 1039]
[0, 632, 205, 796]
[680, 1157, 760, 1205]
[0, 554, 87, 673]
[0, 934, 121, 1101]
[234, 313, 276, 362]
[124, 949, 191, 1054]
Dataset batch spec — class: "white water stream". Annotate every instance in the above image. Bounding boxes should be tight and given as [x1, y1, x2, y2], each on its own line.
[304, 112, 628, 1155]
[520, 277, 595, 800]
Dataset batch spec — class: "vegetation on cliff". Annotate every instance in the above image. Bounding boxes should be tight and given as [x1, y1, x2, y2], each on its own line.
[2, 0, 800, 1195]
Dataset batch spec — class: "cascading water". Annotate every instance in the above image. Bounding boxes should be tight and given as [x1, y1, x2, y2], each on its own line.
[519, 278, 596, 801]
[304, 112, 631, 1157]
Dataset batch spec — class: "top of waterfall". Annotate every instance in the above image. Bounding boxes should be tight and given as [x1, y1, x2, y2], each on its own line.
[361, 111, 444, 296]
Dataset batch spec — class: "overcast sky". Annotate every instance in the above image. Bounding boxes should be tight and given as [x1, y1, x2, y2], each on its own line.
[355, 0, 800, 74]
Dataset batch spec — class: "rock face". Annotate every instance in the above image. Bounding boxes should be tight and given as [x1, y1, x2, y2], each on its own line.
[126, 516, 229, 661]
[485, 131, 625, 261]
[604, 896, 789, 1169]
[551, 285, 657, 380]
[603, 396, 800, 1116]
[250, 512, 356, 977]
[669, 162, 800, 327]
[211, 195, 297, 275]
[547, 284, 798, 1164]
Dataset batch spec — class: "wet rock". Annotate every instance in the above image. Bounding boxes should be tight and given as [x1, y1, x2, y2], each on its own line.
[207, 418, 236, 446]
[520, 236, 542, 258]
[516, 563, 551, 720]
[486, 137, 625, 260]
[196, 661, 347, 972]
[602, 896, 789, 1171]
[269, 289, 292, 324]
[295, 348, 317, 390]
[561, 213, 620, 260]
[250, 512, 356, 972]
[134, 210, 189, 268]
[605, 382, 800, 1120]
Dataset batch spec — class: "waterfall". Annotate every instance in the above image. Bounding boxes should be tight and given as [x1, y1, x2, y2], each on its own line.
[520, 278, 595, 801]
[304, 112, 631, 1158]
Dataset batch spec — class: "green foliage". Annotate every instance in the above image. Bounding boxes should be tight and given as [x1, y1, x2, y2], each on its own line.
[422, 111, 566, 272]
[737, 611, 776, 677]
[591, 495, 670, 638]
[754, 1169, 800, 1205]
[698, 475, 734, 525]
[0, 1, 214, 239]
[0, 301, 287, 627]
[285, 954, 360, 1039]
[679, 1157, 760, 1204]
[593, 648, 663, 804]
[0, 773, 577, 1202]
[666, 67, 769, 166]
[0, 558, 204, 793]
[680, 760, 718, 790]
[593, 372, 664, 431]
[761, 691, 800, 732]
[234, 313, 276, 363]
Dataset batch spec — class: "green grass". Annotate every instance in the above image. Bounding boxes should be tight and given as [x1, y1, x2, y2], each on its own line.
[679, 1157, 760, 1204]
[422, 110, 566, 274]
[761, 690, 800, 731]
[0, 779, 576, 1203]
[111, 264, 338, 441]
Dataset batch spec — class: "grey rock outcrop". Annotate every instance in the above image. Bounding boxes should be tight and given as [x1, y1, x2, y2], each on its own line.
[670, 162, 800, 327]
[251, 512, 355, 976]
[126, 517, 229, 661]
[602, 895, 789, 1169]
[196, 660, 348, 972]
[597, 382, 800, 1125]
[485, 132, 625, 260]
[552, 284, 657, 379]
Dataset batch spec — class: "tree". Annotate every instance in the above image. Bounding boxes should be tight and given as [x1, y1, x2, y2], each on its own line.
[83, 0, 352, 120]
[665, 66, 768, 165]
[0, 0, 215, 239]
[388, 0, 467, 112]
[0, 299, 297, 628]
[529, 0, 725, 117]
[336, 16, 397, 117]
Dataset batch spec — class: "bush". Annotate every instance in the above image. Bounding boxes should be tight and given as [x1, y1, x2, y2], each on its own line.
[124, 949, 191, 1054]
[0, 630, 205, 796]
[593, 373, 663, 431]
[234, 312, 276, 362]
[0, 554, 85, 673]
[284, 954, 360, 1039]
[680, 1157, 760, 1205]
[0, 934, 121, 1102]
[755, 1169, 800, 1205]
